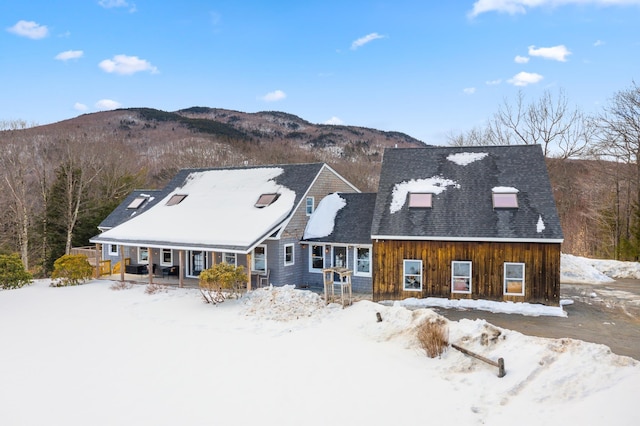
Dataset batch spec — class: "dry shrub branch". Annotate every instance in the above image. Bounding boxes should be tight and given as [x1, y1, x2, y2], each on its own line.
[417, 318, 449, 358]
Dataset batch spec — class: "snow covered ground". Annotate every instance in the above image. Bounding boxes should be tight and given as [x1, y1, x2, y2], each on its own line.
[1, 254, 639, 425]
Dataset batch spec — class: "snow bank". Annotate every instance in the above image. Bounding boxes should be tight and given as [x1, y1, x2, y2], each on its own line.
[0, 280, 638, 426]
[561, 253, 617, 284]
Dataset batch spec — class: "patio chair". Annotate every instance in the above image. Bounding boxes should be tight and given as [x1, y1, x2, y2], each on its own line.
[259, 269, 270, 287]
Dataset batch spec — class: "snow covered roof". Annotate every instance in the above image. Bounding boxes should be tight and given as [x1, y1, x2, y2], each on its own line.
[92, 163, 326, 252]
[372, 145, 564, 242]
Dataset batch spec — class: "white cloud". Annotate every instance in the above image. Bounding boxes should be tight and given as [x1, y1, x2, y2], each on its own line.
[7, 20, 48, 39]
[55, 50, 84, 61]
[468, 0, 640, 18]
[98, 0, 136, 12]
[74, 103, 88, 112]
[95, 99, 122, 110]
[260, 90, 287, 102]
[594, 39, 605, 47]
[508, 71, 544, 86]
[99, 54, 158, 75]
[351, 33, 386, 50]
[486, 79, 502, 85]
[528, 45, 571, 61]
[515, 55, 530, 64]
[324, 116, 344, 125]
[463, 87, 477, 95]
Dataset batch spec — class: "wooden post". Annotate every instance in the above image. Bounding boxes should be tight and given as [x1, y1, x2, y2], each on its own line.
[148, 247, 153, 286]
[246, 253, 252, 291]
[94, 243, 101, 278]
[119, 245, 125, 283]
[178, 250, 184, 288]
[451, 343, 506, 378]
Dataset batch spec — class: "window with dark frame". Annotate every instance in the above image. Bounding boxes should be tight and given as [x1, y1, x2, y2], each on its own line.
[408, 192, 432, 208]
[255, 193, 280, 208]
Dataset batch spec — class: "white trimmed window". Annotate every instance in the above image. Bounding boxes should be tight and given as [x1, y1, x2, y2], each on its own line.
[252, 245, 267, 272]
[161, 249, 173, 266]
[109, 244, 118, 255]
[309, 244, 324, 272]
[403, 260, 422, 291]
[138, 247, 149, 264]
[284, 244, 294, 266]
[223, 252, 237, 266]
[306, 197, 314, 215]
[354, 246, 371, 277]
[504, 262, 525, 296]
[451, 261, 472, 294]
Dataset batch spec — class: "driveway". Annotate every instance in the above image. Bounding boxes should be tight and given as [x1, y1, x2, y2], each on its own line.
[432, 279, 640, 360]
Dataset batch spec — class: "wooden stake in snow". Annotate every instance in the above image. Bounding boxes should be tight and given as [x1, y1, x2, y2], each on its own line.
[451, 343, 506, 378]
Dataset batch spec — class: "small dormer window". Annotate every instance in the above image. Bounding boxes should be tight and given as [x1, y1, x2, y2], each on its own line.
[255, 193, 279, 208]
[166, 194, 187, 206]
[127, 197, 147, 209]
[408, 192, 432, 208]
[492, 192, 518, 208]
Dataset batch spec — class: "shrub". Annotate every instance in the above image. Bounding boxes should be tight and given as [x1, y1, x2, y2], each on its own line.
[199, 263, 248, 304]
[110, 281, 133, 291]
[145, 283, 168, 295]
[0, 253, 32, 290]
[416, 318, 449, 358]
[50, 254, 93, 287]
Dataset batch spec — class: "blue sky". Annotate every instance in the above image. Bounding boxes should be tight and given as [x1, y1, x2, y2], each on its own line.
[1, 0, 639, 144]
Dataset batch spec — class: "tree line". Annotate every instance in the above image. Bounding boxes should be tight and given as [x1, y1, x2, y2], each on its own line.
[448, 81, 640, 260]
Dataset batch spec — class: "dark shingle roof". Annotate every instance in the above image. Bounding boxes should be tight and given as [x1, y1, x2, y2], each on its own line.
[371, 145, 563, 241]
[98, 189, 165, 230]
[304, 193, 377, 245]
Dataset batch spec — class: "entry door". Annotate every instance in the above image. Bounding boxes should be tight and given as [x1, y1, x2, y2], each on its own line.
[332, 246, 347, 283]
[188, 250, 208, 277]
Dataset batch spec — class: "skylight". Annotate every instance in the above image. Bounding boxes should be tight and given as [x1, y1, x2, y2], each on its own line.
[127, 197, 146, 209]
[408, 192, 432, 208]
[255, 193, 279, 208]
[492, 193, 518, 208]
[166, 194, 187, 206]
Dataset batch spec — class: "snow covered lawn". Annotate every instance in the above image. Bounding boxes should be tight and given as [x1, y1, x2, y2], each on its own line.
[1, 278, 639, 425]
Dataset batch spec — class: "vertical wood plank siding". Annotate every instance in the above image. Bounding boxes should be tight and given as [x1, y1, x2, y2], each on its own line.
[372, 240, 561, 306]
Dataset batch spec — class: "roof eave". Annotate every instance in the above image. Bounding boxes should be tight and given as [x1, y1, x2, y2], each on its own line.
[370, 235, 564, 244]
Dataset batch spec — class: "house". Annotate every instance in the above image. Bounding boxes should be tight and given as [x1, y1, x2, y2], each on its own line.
[300, 192, 376, 293]
[90, 163, 359, 288]
[91, 144, 563, 307]
[369, 145, 563, 305]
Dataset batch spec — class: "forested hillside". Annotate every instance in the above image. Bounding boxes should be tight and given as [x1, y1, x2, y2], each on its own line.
[1, 83, 639, 277]
[0, 107, 424, 275]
